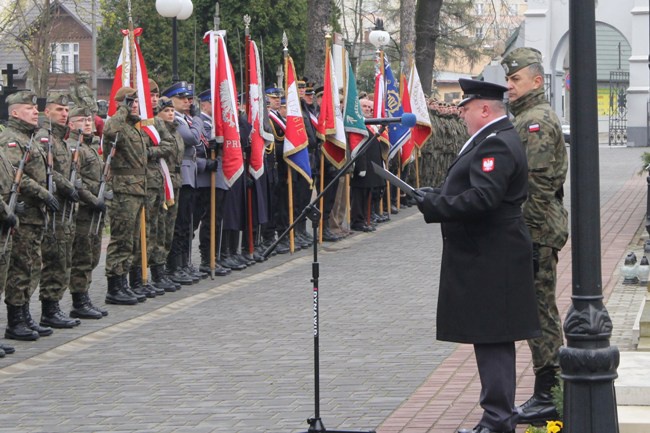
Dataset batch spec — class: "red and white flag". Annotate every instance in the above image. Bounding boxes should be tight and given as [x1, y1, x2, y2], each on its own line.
[408, 62, 433, 150]
[283, 56, 312, 183]
[399, 72, 415, 170]
[316, 47, 347, 168]
[204, 30, 244, 187]
[247, 40, 272, 180]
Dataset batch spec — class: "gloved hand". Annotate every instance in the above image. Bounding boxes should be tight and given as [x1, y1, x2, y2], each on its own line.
[15, 201, 26, 216]
[207, 138, 220, 152]
[205, 159, 219, 172]
[94, 199, 106, 213]
[413, 187, 435, 208]
[532, 243, 540, 276]
[104, 190, 114, 201]
[3, 212, 17, 228]
[358, 170, 366, 178]
[67, 188, 80, 203]
[189, 104, 198, 117]
[45, 193, 60, 212]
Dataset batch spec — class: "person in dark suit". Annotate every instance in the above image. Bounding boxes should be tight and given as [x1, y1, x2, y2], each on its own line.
[414, 78, 541, 433]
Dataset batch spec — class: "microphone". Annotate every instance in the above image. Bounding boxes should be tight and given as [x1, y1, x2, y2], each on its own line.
[364, 113, 417, 128]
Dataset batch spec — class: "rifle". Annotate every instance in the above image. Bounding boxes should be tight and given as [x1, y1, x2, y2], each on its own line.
[62, 130, 81, 223]
[42, 136, 55, 232]
[89, 133, 118, 235]
[1, 135, 32, 254]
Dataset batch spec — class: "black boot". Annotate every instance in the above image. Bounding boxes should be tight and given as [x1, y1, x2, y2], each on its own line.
[105, 275, 138, 305]
[144, 277, 165, 296]
[199, 257, 231, 276]
[5, 304, 39, 341]
[130, 266, 155, 298]
[516, 367, 560, 426]
[70, 293, 103, 320]
[23, 303, 54, 336]
[122, 274, 146, 302]
[40, 299, 80, 329]
[0, 341, 15, 355]
[152, 264, 177, 292]
[167, 255, 193, 286]
[86, 295, 108, 317]
[181, 254, 201, 283]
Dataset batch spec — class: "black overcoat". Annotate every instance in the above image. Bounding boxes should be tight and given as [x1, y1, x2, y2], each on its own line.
[418, 116, 541, 344]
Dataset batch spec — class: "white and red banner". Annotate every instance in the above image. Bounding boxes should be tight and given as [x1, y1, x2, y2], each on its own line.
[247, 40, 272, 180]
[399, 72, 415, 169]
[408, 62, 433, 150]
[317, 47, 347, 168]
[204, 30, 244, 187]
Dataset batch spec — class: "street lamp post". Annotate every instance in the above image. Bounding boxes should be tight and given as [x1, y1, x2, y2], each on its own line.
[155, 0, 194, 83]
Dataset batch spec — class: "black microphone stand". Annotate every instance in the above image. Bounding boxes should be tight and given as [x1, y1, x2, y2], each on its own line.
[264, 125, 388, 433]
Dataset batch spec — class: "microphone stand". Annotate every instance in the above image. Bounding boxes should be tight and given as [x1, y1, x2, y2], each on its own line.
[264, 124, 388, 433]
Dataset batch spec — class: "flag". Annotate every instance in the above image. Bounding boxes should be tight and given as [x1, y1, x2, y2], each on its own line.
[205, 30, 244, 187]
[408, 62, 433, 149]
[316, 48, 347, 168]
[247, 40, 272, 180]
[399, 72, 415, 170]
[384, 60, 411, 161]
[342, 53, 367, 158]
[107, 28, 159, 145]
[372, 55, 390, 152]
[283, 55, 312, 182]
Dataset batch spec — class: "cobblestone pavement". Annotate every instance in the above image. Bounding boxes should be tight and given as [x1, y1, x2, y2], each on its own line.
[0, 145, 646, 433]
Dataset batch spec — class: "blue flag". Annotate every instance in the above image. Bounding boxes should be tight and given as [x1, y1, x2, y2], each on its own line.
[384, 61, 411, 161]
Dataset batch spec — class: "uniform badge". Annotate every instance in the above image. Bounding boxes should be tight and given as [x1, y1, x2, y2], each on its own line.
[482, 157, 495, 172]
[529, 123, 540, 132]
[7, 142, 16, 148]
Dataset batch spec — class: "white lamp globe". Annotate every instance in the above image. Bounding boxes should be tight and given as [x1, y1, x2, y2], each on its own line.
[368, 30, 390, 48]
[155, 0, 182, 18]
[176, 0, 194, 20]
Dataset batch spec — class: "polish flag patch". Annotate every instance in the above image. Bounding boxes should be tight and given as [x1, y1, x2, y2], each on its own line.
[7, 142, 16, 148]
[482, 157, 495, 172]
[529, 123, 540, 133]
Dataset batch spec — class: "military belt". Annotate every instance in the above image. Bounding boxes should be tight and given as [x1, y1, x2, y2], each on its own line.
[111, 167, 145, 176]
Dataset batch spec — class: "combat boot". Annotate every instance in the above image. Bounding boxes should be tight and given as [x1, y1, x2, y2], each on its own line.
[130, 266, 155, 298]
[167, 255, 193, 286]
[70, 293, 103, 320]
[5, 304, 39, 341]
[0, 341, 15, 355]
[144, 278, 165, 296]
[151, 264, 177, 292]
[516, 366, 560, 426]
[23, 303, 54, 336]
[105, 275, 138, 305]
[86, 294, 108, 317]
[40, 299, 80, 329]
[122, 274, 146, 302]
[199, 257, 230, 276]
[181, 254, 202, 282]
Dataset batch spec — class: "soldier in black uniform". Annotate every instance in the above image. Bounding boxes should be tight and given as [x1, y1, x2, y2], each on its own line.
[414, 79, 541, 433]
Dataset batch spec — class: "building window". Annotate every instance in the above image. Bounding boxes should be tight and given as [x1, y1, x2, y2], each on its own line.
[51, 42, 79, 74]
[475, 3, 484, 15]
[475, 27, 484, 40]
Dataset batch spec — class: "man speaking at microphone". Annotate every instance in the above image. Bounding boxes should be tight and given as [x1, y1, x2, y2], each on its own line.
[413, 78, 540, 433]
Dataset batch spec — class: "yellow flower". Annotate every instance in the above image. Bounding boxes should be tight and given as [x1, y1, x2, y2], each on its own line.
[546, 420, 563, 433]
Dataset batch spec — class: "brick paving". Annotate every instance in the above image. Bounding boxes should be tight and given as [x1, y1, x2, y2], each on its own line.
[0, 145, 646, 433]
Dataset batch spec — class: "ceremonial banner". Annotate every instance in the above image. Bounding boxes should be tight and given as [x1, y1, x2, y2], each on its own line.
[205, 30, 244, 187]
[343, 54, 368, 158]
[283, 56, 312, 183]
[384, 61, 411, 161]
[408, 62, 433, 150]
[317, 48, 347, 168]
[247, 40, 273, 179]
[399, 72, 416, 170]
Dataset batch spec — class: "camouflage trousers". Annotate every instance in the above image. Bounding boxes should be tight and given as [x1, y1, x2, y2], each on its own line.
[527, 246, 563, 372]
[105, 193, 145, 277]
[4, 223, 44, 306]
[40, 214, 75, 302]
[133, 187, 165, 268]
[69, 207, 104, 295]
[163, 187, 180, 260]
[0, 234, 12, 297]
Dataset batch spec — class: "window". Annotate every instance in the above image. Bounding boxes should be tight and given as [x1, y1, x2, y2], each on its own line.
[475, 3, 484, 15]
[51, 42, 79, 74]
[475, 27, 484, 40]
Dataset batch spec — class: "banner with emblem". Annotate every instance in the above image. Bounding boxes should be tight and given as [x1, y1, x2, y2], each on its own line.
[204, 30, 244, 187]
[384, 60, 411, 161]
[247, 39, 272, 180]
[399, 72, 415, 170]
[408, 61, 433, 150]
[283, 55, 312, 183]
[316, 45, 347, 168]
[107, 28, 159, 145]
[343, 53, 368, 158]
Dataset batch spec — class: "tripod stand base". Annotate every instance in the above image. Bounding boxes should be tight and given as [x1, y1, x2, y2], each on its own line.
[299, 417, 376, 433]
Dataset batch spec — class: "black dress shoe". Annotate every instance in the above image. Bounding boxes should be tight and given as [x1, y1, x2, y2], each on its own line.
[321, 227, 339, 242]
[351, 223, 369, 232]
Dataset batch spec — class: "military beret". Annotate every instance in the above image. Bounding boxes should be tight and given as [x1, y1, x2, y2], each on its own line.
[47, 91, 70, 106]
[149, 79, 159, 94]
[5, 90, 38, 106]
[69, 106, 93, 118]
[156, 96, 174, 112]
[162, 81, 190, 98]
[114, 86, 137, 102]
[198, 89, 211, 102]
[457, 78, 507, 107]
[501, 47, 543, 76]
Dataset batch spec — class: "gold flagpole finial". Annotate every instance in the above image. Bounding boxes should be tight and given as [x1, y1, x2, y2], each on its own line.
[323, 24, 333, 40]
[243, 14, 251, 30]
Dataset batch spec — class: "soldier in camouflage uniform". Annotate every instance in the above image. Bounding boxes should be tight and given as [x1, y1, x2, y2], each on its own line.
[69, 71, 99, 114]
[36, 92, 83, 329]
[502, 47, 569, 426]
[103, 87, 148, 305]
[67, 106, 108, 319]
[2, 91, 60, 341]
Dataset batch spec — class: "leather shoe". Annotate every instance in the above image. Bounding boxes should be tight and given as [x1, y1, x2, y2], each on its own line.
[321, 227, 339, 242]
[351, 223, 369, 232]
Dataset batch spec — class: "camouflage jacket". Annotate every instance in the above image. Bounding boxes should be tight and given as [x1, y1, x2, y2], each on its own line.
[144, 117, 169, 190]
[102, 106, 148, 196]
[0, 117, 49, 225]
[0, 145, 15, 221]
[36, 121, 76, 204]
[510, 88, 569, 249]
[66, 130, 101, 209]
[161, 118, 184, 189]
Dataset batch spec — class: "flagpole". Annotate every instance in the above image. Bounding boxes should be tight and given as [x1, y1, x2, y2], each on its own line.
[319, 30, 332, 245]
[207, 8, 220, 279]
[244, 14, 255, 257]
[283, 32, 295, 254]
[415, 147, 420, 188]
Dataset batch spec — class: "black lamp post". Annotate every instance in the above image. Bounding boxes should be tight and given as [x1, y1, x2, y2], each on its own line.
[155, 0, 194, 83]
[560, 1, 620, 432]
